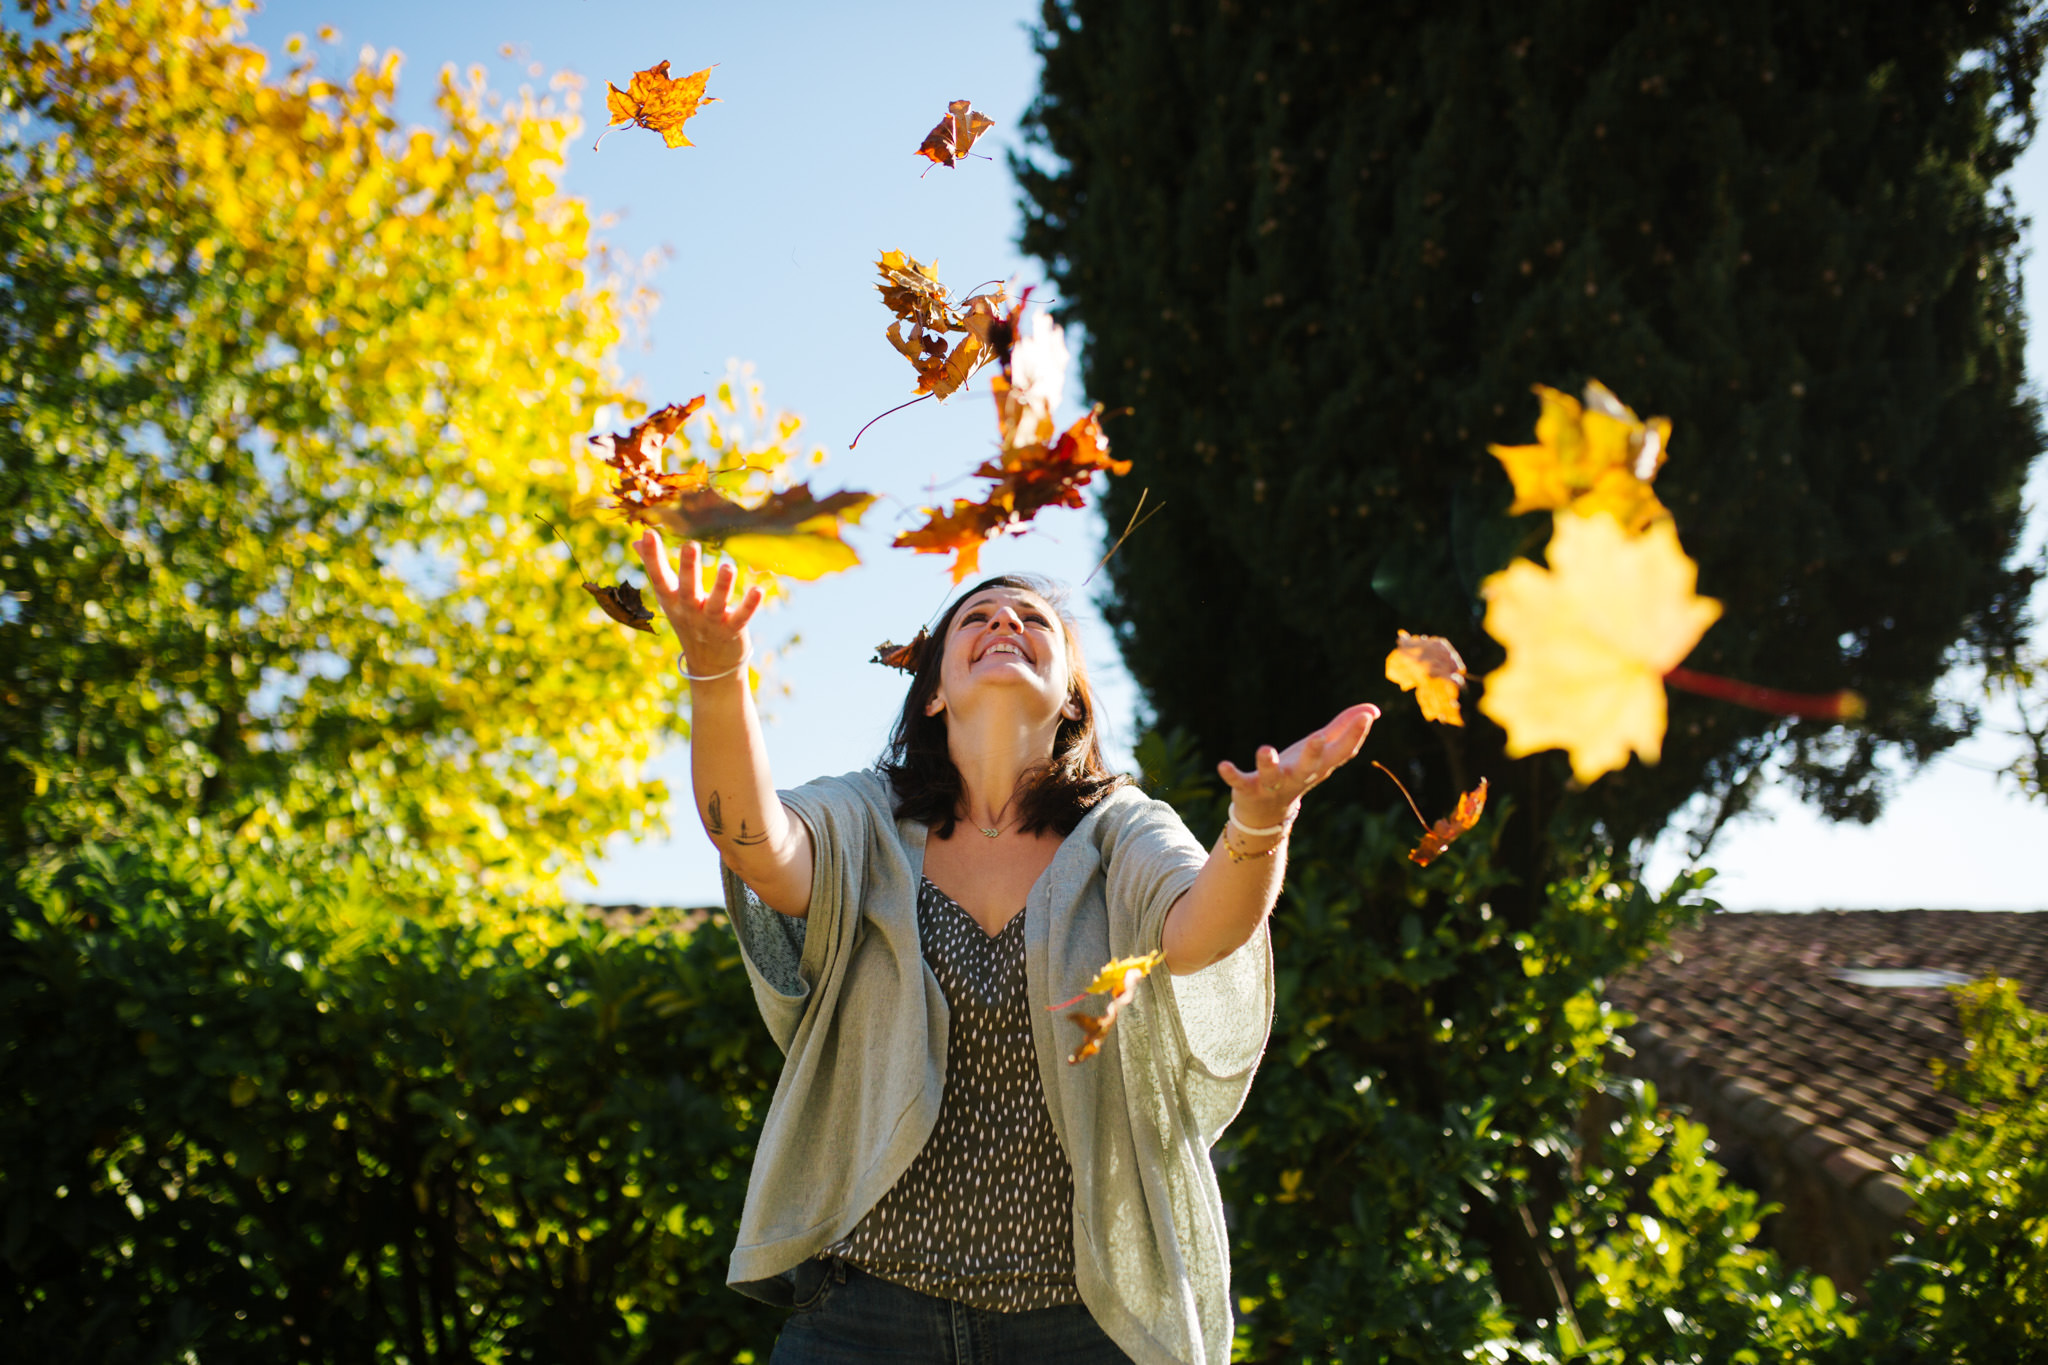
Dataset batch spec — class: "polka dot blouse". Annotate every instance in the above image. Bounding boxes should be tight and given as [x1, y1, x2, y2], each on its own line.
[824, 877, 1082, 1311]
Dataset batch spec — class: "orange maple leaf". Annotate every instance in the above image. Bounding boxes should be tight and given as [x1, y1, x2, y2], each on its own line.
[1385, 631, 1468, 727]
[597, 61, 717, 150]
[895, 403, 1129, 582]
[1409, 779, 1488, 867]
[891, 497, 1009, 582]
[915, 98, 995, 171]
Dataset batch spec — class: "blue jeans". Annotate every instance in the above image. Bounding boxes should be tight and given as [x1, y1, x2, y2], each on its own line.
[769, 1257, 1134, 1364]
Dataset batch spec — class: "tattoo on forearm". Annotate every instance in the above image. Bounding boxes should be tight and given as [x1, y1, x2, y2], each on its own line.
[707, 790, 769, 848]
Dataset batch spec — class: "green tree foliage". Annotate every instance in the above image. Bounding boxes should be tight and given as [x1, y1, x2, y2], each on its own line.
[0, 828, 785, 1362]
[1018, 0, 2044, 857]
[0, 0, 825, 890]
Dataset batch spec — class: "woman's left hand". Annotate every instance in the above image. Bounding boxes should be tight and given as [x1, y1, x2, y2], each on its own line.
[1219, 703, 1380, 827]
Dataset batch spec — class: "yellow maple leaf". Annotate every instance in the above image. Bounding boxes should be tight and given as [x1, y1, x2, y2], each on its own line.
[1489, 381, 1672, 530]
[1479, 511, 1722, 783]
[1385, 630, 1467, 726]
[1082, 950, 1165, 997]
[598, 61, 716, 150]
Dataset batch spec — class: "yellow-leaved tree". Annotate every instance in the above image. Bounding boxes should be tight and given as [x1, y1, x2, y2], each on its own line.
[0, 0, 826, 894]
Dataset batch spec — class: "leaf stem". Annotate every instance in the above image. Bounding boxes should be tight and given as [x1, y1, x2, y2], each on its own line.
[849, 393, 934, 448]
[1372, 760, 1431, 832]
[1664, 667, 1865, 721]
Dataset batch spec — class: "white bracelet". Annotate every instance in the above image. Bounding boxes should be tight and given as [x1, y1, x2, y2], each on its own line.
[1227, 808, 1289, 839]
[676, 648, 751, 684]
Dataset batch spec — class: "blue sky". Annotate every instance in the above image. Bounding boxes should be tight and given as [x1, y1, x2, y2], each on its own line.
[244, 0, 2046, 911]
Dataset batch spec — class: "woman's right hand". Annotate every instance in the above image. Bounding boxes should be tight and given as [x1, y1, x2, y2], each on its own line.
[635, 530, 763, 673]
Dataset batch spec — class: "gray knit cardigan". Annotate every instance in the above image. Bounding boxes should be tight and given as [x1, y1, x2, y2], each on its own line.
[719, 770, 1273, 1365]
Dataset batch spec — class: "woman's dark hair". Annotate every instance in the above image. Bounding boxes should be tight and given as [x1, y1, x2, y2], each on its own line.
[881, 574, 1130, 838]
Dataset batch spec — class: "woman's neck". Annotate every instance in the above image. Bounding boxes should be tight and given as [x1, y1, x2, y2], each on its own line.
[945, 703, 1060, 832]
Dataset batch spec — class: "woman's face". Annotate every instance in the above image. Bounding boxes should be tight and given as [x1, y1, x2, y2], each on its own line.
[928, 586, 1075, 724]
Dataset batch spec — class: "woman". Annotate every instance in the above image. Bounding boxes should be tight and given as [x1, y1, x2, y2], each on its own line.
[636, 531, 1377, 1365]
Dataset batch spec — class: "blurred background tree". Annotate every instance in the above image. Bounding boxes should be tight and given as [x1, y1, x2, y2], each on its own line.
[1018, 0, 2045, 873]
[0, 0, 819, 892]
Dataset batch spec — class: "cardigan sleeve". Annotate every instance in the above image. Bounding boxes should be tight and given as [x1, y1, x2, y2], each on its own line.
[719, 773, 875, 1055]
[1103, 791, 1274, 1145]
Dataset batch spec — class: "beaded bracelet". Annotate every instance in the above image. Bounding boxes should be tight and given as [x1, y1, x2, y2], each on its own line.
[676, 648, 751, 684]
[1222, 826, 1285, 864]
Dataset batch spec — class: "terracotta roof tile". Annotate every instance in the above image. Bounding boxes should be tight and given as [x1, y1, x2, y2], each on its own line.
[1609, 910, 2046, 1209]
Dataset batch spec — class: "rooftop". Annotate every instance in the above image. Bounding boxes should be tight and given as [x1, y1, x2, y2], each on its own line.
[1606, 908, 2048, 1284]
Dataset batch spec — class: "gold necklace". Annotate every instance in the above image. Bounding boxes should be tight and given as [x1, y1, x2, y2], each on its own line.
[972, 799, 1018, 839]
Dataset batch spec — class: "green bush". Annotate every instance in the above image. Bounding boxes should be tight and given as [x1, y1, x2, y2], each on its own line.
[0, 836, 784, 1363]
[1847, 978, 2048, 1365]
[1569, 1097, 1855, 1364]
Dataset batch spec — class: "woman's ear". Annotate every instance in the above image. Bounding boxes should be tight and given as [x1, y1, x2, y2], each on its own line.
[1062, 698, 1082, 721]
[925, 693, 947, 717]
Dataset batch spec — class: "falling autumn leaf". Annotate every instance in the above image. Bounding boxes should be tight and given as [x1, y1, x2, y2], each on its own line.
[535, 515, 661, 637]
[597, 61, 717, 150]
[893, 301, 1127, 581]
[1489, 380, 1671, 531]
[872, 627, 931, 673]
[586, 397, 873, 580]
[1479, 510, 1722, 784]
[1409, 779, 1488, 866]
[876, 249, 953, 333]
[894, 403, 1128, 582]
[874, 250, 1005, 399]
[1080, 950, 1165, 998]
[591, 396, 708, 510]
[639, 485, 877, 581]
[582, 580, 657, 633]
[1053, 950, 1166, 1064]
[915, 98, 995, 171]
[1386, 630, 1468, 727]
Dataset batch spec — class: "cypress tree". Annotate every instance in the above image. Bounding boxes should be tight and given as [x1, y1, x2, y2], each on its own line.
[1018, 0, 2044, 862]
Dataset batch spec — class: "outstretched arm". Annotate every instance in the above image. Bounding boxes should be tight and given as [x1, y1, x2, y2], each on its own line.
[1159, 703, 1379, 974]
[636, 531, 814, 916]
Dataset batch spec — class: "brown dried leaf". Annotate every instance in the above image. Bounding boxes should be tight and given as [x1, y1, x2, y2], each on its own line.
[590, 396, 707, 510]
[915, 98, 996, 170]
[582, 580, 657, 633]
[874, 251, 1004, 398]
[871, 627, 932, 673]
